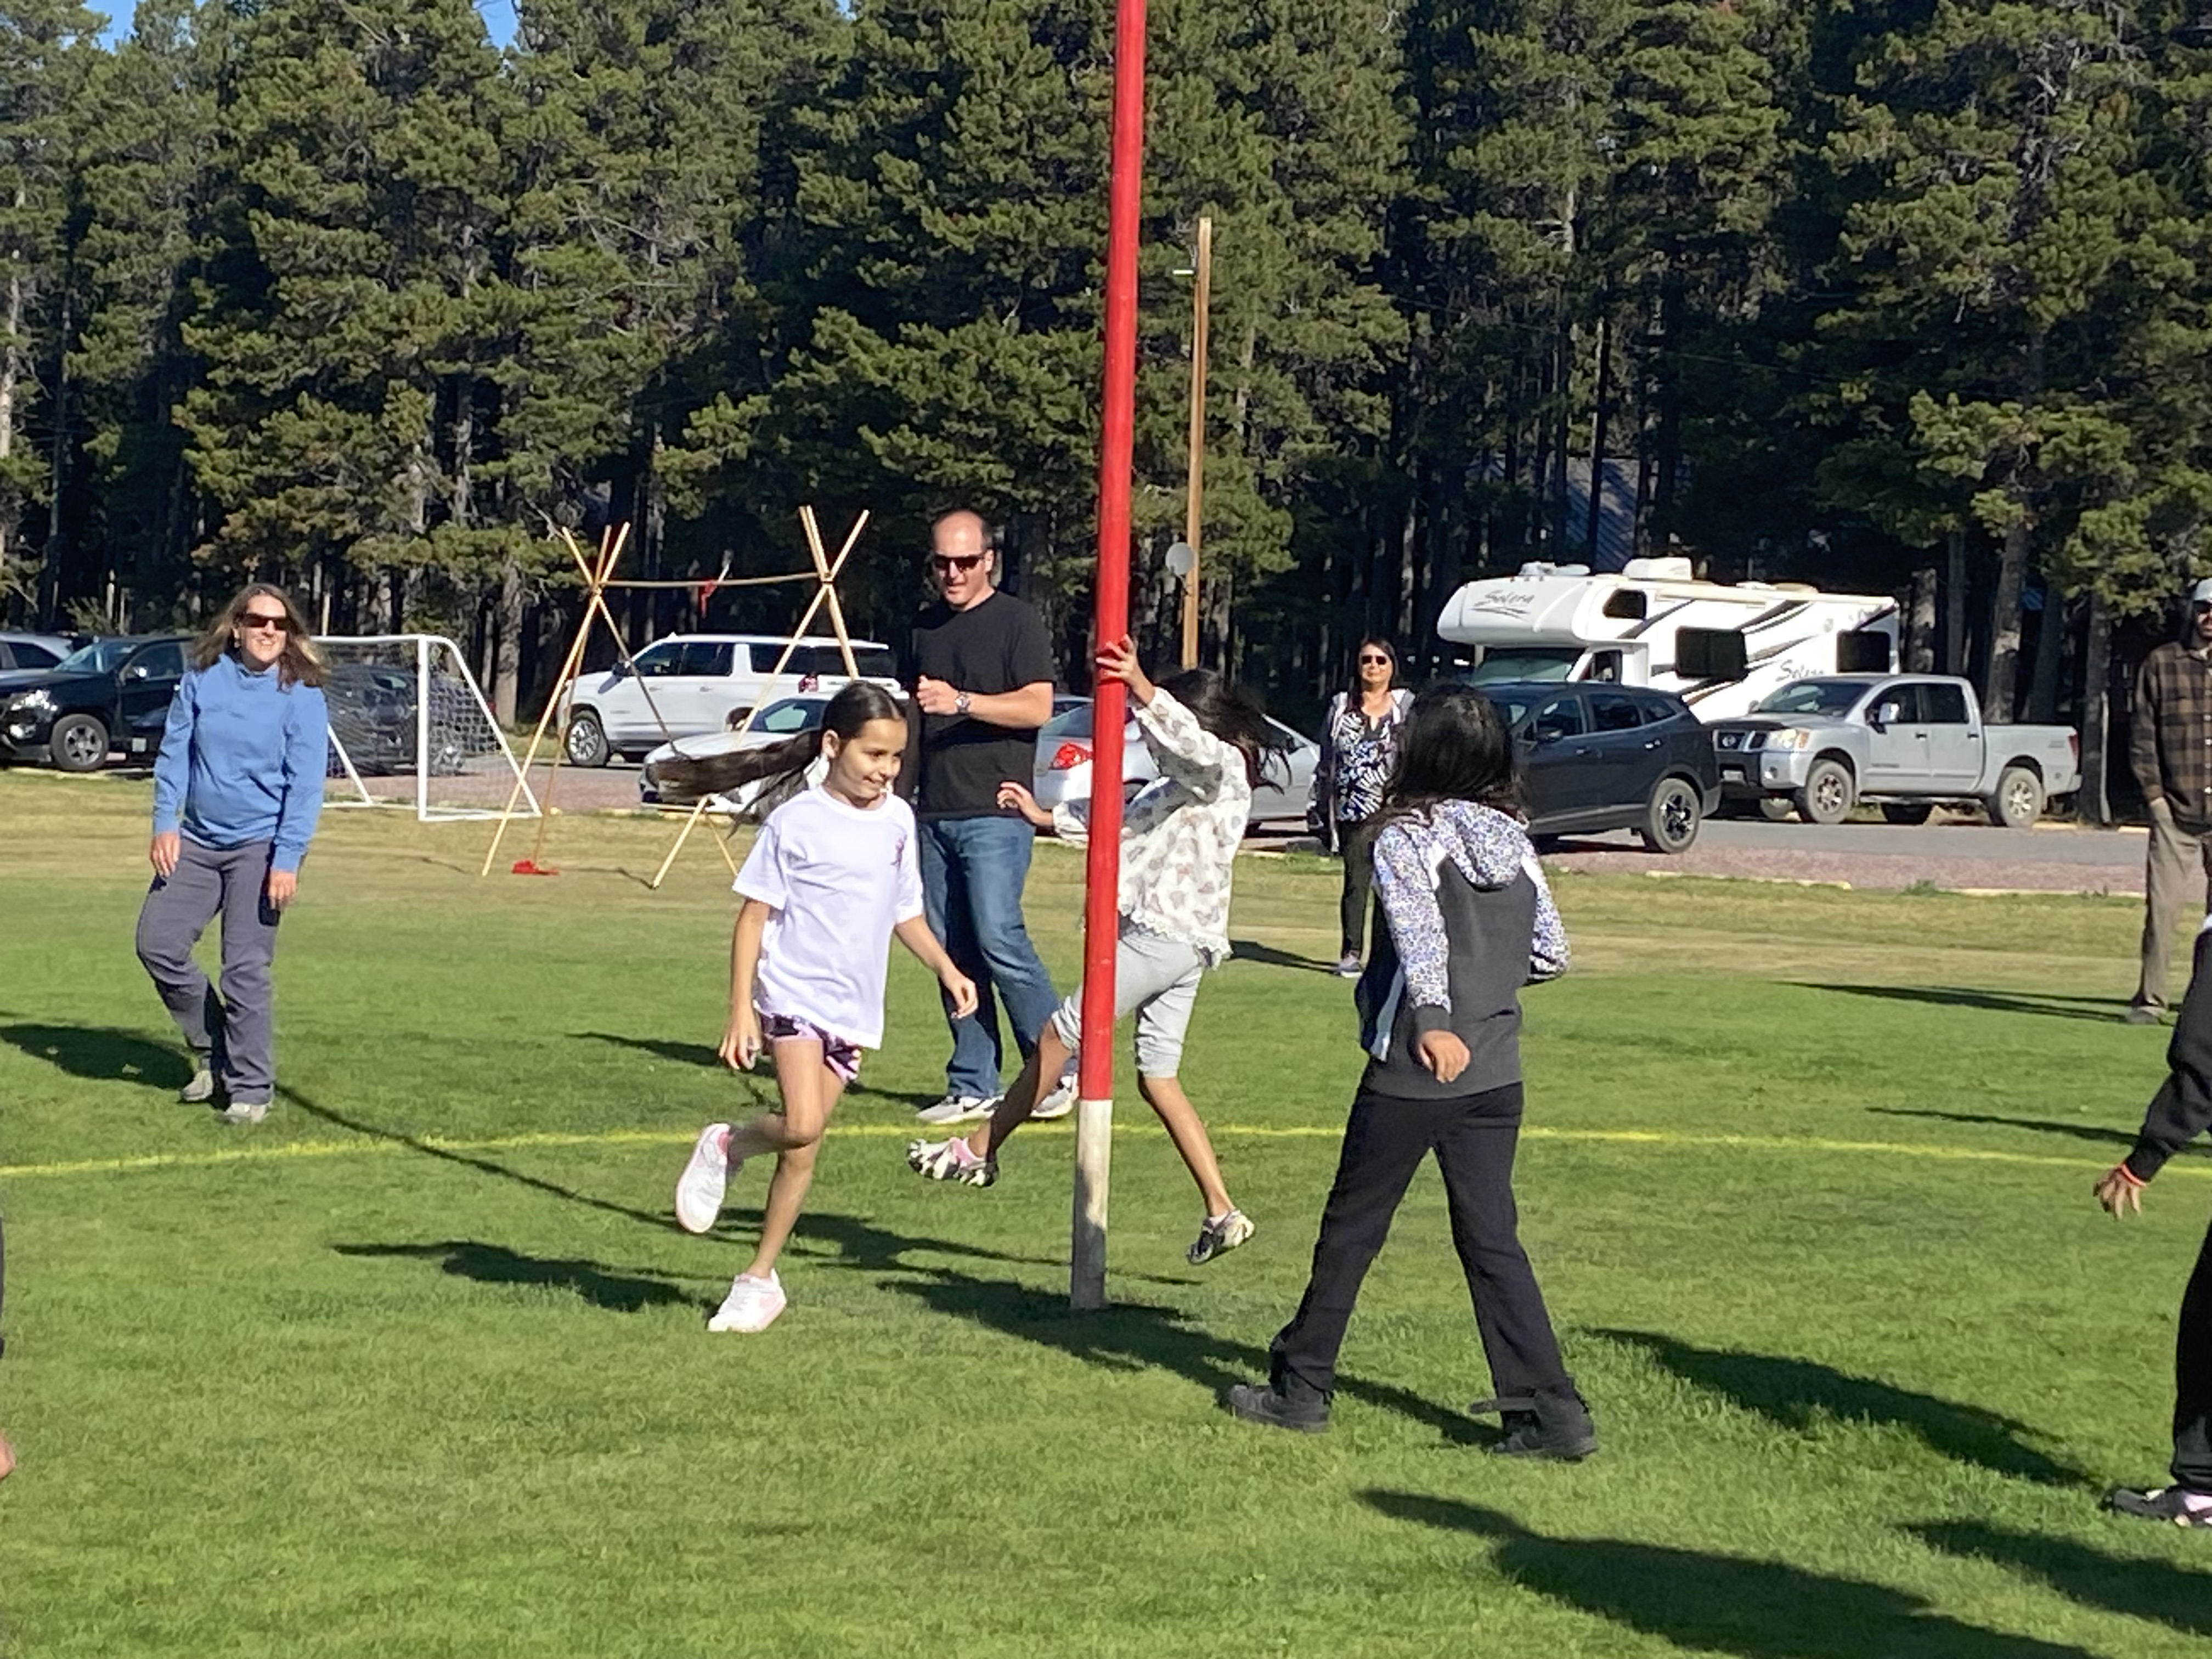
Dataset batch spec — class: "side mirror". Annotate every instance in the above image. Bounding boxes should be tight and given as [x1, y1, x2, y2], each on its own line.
[1871, 702, 1900, 731]
[611, 661, 634, 680]
[127, 662, 151, 681]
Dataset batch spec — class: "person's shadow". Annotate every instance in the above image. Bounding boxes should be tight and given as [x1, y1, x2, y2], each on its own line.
[1361, 1493, 2098, 1659]
[572, 1030, 939, 1110]
[0, 1021, 191, 1086]
[887, 1263, 1482, 1441]
[1597, 1328, 2088, 1487]
[332, 1240, 700, 1313]
[1801, 984, 2130, 1025]
[1228, 941, 1341, 974]
[1908, 1519, 2212, 1639]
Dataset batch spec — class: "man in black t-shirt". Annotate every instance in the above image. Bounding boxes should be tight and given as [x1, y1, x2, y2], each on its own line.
[906, 511, 1069, 1126]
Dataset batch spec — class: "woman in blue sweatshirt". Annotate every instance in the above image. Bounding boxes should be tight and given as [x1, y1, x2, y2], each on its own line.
[136, 583, 328, 1124]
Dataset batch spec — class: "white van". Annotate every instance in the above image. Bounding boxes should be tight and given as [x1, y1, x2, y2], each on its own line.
[558, 634, 901, 765]
[1435, 557, 1899, 723]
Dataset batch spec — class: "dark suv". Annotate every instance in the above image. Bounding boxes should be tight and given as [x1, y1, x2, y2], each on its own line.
[1475, 681, 1721, 853]
[0, 635, 191, 772]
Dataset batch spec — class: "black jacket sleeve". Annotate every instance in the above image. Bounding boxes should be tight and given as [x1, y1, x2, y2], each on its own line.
[2126, 925, 2212, 1181]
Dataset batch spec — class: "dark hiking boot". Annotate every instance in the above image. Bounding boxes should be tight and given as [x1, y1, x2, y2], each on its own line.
[1483, 1391, 1597, 1460]
[1225, 1374, 1330, 1434]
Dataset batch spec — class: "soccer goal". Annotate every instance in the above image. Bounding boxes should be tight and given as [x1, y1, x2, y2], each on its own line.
[319, 635, 540, 823]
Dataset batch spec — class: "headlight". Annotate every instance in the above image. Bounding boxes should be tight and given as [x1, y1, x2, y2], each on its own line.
[1765, 728, 1813, 751]
[8, 687, 53, 713]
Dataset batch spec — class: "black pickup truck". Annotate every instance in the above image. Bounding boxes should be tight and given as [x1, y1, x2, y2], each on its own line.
[0, 635, 191, 772]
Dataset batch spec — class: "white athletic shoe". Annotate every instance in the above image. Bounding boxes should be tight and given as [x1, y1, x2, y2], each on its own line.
[915, 1093, 1000, 1127]
[707, 1271, 786, 1333]
[1031, 1075, 1077, 1121]
[1188, 1207, 1256, 1265]
[907, 1136, 998, 1187]
[218, 1098, 268, 1125]
[675, 1122, 734, 1234]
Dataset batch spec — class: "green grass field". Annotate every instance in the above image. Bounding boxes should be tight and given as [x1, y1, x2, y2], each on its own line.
[4, 771, 2210, 1657]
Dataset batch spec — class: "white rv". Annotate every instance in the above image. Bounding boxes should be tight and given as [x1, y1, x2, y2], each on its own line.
[1435, 557, 1899, 722]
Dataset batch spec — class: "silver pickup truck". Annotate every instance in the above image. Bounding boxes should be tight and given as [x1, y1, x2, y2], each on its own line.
[1708, 674, 2080, 829]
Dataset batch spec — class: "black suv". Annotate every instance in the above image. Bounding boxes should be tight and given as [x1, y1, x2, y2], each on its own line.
[0, 635, 191, 772]
[1475, 681, 1722, 853]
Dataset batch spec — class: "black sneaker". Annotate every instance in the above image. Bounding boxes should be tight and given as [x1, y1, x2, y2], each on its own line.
[2104, 1485, 2212, 1526]
[1225, 1375, 1330, 1434]
[1480, 1390, 1597, 1460]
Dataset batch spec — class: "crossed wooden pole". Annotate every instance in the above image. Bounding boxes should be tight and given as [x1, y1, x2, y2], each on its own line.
[647, 506, 868, 889]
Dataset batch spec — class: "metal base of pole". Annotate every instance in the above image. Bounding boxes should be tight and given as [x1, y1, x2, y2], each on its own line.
[1070, 1095, 1113, 1309]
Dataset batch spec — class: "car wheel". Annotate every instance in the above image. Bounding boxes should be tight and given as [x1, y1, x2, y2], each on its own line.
[1880, 802, 1934, 826]
[1795, 758, 1854, 826]
[1987, 765, 2044, 830]
[48, 713, 109, 773]
[1639, 775, 1702, 854]
[1756, 797, 1796, 822]
[564, 710, 610, 768]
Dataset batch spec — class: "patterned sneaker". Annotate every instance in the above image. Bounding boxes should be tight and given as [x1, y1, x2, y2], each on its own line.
[1031, 1075, 1077, 1121]
[908, 1136, 997, 1187]
[179, 1063, 217, 1105]
[707, 1271, 786, 1334]
[2104, 1485, 2212, 1526]
[675, 1122, 734, 1235]
[1188, 1208, 1255, 1265]
[218, 1098, 269, 1125]
[915, 1093, 1001, 1127]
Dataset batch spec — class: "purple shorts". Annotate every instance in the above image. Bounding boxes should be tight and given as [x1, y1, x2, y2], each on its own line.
[761, 1012, 862, 1083]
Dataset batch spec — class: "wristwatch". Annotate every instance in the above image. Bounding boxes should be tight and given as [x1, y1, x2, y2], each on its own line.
[954, 691, 972, 715]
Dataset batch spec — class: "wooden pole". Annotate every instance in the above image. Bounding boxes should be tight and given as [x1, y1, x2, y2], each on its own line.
[1073, 0, 1146, 1311]
[1180, 216, 1211, 671]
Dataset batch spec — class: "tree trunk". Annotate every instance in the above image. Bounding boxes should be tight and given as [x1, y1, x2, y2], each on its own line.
[2027, 586, 2064, 724]
[2079, 591, 2112, 825]
[1585, 312, 1610, 563]
[1984, 515, 2029, 723]
[1944, 528, 1967, 674]
[1906, 567, 1937, 672]
[491, 556, 524, 725]
[1649, 273, 1683, 543]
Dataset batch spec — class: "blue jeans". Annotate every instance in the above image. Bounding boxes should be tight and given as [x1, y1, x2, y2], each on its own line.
[919, 815, 1062, 1100]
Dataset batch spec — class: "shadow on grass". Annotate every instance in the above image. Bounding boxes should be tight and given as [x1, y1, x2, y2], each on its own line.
[1597, 1328, 2087, 1487]
[1908, 1519, 2212, 1638]
[333, 1239, 697, 1313]
[279, 1082, 681, 1235]
[1361, 1493, 2096, 1659]
[572, 1030, 938, 1110]
[1868, 1106, 2202, 1159]
[887, 1265, 1480, 1441]
[0, 1021, 190, 1086]
[1228, 941, 1341, 974]
[1801, 984, 2129, 1024]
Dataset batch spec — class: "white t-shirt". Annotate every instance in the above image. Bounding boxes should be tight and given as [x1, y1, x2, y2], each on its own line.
[735, 785, 924, 1049]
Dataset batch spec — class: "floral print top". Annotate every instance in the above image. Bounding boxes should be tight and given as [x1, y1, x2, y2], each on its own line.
[1051, 687, 1249, 966]
[1323, 690, 1414, 824]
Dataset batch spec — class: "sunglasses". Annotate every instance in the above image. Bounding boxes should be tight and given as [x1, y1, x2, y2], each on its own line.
[240, 612, 290, 633]
[932, 554, 986, 574]
[1358, 654, 1391, 666]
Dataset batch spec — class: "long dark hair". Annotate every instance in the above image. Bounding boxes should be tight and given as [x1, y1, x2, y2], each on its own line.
[1343, 636, 1398, 701]
[647, 681, 908, 819]
[1375, 684, 1521, 827]
[193, 583, 325, 689]
[1158, 668, 1286, 790]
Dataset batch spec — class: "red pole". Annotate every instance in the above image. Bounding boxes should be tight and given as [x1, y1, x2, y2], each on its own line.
[1071, 0, 1145, 1310]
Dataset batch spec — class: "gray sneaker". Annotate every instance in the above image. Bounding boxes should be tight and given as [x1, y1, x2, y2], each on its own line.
[1188, 1208, 1255, 1265]
[180, 1064, 217, 1104]
[916, 1093, 1000, 1127]
[219, 1098, 269, 1125]
[1334, 953, 1362, 979]
[1031, 1076, 1077, 1121]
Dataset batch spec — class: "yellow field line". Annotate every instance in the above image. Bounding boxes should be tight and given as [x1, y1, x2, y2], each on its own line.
[0, 1122, 2194, 1182]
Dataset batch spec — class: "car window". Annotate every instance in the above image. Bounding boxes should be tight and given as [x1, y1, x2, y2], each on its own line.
[1869, 683, 1923, 724]
[1589, 691, 1642, 732]
[677, 641, 734, 678]
[1754, 679, 1867, 718]
[631, 641, 682, 678]
[1532, 694, 1584, 742]
[1634, 693, 1686, 726]
[753, 698, 825, 735]
[1922, 682, 1970, 724]
[59, 639, 133, 675]
[128, 641, 184, 680]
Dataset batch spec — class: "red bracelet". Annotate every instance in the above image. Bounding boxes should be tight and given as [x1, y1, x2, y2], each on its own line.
[2113, 1163, 2147, 1188]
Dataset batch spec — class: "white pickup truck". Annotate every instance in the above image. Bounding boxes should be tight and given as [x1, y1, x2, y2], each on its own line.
[1706, 674, 2080, 828]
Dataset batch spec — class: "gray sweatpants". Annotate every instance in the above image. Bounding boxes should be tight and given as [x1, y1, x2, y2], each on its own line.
[134, 838, 284, 1101]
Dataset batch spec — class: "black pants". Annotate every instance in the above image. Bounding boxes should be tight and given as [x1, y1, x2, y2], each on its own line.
[1339, 816, 1380, 958]
[2175, 1217, 2212, 1489]
[1271, 1082, 1577, 1400]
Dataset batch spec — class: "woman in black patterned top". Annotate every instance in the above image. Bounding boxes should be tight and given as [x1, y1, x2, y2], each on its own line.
[1315, 637, 1415, 976]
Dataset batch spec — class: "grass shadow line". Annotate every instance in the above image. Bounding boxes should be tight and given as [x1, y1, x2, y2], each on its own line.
[1361, 1492, 2097, 1659]
[572, 1030, 940, 1111]
[1595, 1327, 2089, 1488]
[1908, 1519, 2212, 1638]
[1228, 940, 1340, 974]
[1867, 1106, 2202, 1159]
[333, 1239, 702, 1313]
[1798, 984, 2129, 1024]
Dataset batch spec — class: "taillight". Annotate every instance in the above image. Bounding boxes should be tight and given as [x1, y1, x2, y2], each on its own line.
[1049, 742, 1090, 770]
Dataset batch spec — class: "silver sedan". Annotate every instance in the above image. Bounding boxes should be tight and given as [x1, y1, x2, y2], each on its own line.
[1030, 699, 1319, 829]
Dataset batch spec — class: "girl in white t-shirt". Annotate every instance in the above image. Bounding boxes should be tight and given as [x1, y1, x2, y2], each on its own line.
[664, 682, 977, 1334]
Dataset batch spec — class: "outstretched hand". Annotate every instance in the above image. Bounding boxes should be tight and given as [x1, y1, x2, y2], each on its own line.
[2094, 1166, 2144, 1217]
[1093, 636, 1156, 708]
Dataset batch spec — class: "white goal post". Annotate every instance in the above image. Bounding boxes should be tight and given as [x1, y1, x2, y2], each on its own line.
[318, 634, 541, 823]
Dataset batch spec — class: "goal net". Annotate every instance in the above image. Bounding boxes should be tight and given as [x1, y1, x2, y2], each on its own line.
[319, 635, 540, 822]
